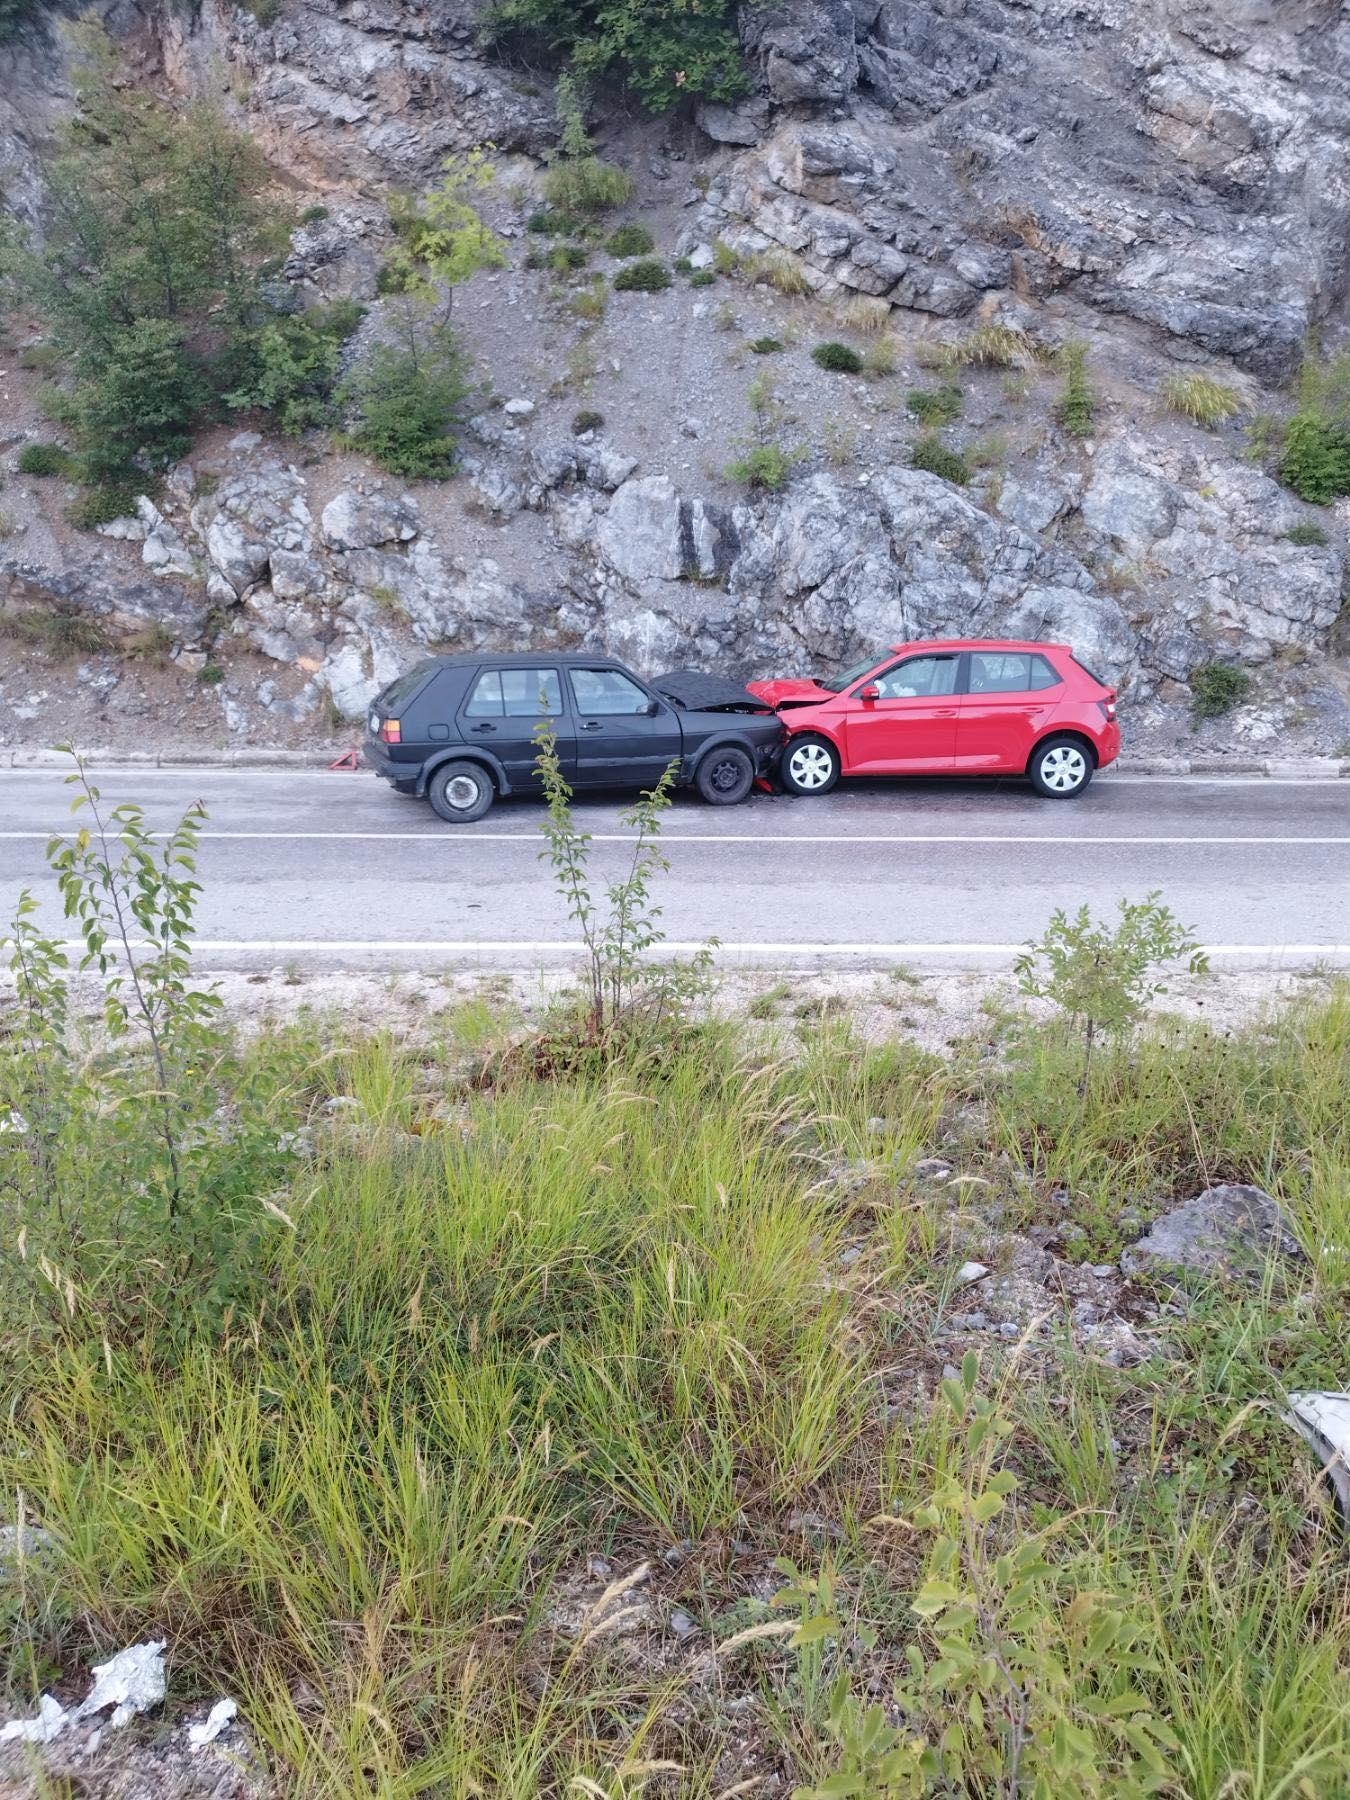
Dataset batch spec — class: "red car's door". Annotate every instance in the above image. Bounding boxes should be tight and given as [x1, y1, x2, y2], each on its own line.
[842, 652, 962, 772]
[956, 650, 1065, 771]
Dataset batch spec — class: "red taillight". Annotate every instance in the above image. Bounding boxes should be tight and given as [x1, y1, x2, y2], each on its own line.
[381, 718, 401, 744]
[1098, 697, 1117, 723]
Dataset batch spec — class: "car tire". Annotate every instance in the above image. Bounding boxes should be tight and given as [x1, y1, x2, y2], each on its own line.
[696, 745, 755, 806]
[780, 734, 840, 797]
[427, 760, 495, 823]
[1028, 735, 1094, 799]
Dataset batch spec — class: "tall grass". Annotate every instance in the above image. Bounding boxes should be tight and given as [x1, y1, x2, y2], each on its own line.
[3, 988, 1350, 1793]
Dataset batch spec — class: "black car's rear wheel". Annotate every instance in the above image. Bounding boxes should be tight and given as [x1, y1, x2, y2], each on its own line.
[1028, 735, 1093, 798]
[696, 745, 755, 806]
[780, 735, 840, 797]
[427, 760, 495, 823]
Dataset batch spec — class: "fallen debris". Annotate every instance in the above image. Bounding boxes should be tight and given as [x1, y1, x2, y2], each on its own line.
[0, 1639, 167, 1746]
[1283, 1392, 1350, 1523]
[188, 1698, 238, 1750]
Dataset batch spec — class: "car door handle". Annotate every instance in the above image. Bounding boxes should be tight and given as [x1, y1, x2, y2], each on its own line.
[934, 708, 958, 717]
[581, 721, 603, 732]
[470, 722, 496, 733]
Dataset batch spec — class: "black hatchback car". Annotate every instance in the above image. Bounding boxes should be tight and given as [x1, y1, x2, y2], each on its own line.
[364, 653, 784, 822]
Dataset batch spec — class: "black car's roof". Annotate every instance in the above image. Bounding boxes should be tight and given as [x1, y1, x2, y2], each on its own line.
[424, 652, 637, 669]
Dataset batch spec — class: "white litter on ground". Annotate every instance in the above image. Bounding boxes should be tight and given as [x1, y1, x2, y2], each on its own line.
[188, 1697, 238, 1749]
[955, 1261, 990, 1285]
[0, 1694, 68, 1745]
[0, 1638, 168, 1746]
[1283, 1392, 1350, 1520]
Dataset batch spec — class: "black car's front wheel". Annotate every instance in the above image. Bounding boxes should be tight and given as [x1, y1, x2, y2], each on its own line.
[780, 734, 840, 797]
[427, 760, 495, 823]
[1028, 735, 1094, 798]
[696, 745, 755, 806]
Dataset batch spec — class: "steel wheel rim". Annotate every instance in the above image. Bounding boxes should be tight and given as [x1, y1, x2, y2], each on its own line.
[709, 757, 743, 793]
[1041, 746, 1086, 791]
[789, 743, 833, 789]
[445, 774, 482, 810]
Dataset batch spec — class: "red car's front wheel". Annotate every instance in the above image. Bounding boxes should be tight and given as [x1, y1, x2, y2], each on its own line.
[781, 735, 841, 796]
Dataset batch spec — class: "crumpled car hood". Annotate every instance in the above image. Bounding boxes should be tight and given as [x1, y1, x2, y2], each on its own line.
[745, 677, 831, 708]
[653, 669, 774, 713]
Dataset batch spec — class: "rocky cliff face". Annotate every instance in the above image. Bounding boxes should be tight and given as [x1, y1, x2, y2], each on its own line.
[1, 0, 1347, 755]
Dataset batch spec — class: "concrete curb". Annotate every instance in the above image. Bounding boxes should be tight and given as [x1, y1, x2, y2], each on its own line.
[2, 747, 1348, 777]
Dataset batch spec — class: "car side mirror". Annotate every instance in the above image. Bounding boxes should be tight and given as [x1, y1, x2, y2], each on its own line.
[643, 698, 661, 715]
[858, 683, 880, 702]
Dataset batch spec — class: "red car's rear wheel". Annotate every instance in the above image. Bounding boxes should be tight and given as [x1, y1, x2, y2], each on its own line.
[781, 735, 840, 796]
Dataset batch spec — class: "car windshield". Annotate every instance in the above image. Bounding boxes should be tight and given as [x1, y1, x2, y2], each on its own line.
[816, 653, 888, 692]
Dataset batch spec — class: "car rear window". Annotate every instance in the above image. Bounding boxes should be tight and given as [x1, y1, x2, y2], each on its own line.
[1071, 656, 1107, 687]
[969, 651, 1062, 693]
[375, 661, 437, 712]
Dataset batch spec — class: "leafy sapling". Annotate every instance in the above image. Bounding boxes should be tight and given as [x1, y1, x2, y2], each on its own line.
[1014, 892, 1208, 1087]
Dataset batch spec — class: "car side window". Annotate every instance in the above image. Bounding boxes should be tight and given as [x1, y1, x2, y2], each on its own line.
[570, 668, 652, 715]
[465, 668, 562, 718]
[969, 652, 1062, 694]
[871, 655, 959, 699]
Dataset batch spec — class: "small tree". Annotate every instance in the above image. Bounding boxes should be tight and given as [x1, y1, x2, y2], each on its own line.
[339, 302, 470, 478]
[1014, 893, 1208, 1087]
[534, 726, 707, 1048]
[382, 150, 507, 321]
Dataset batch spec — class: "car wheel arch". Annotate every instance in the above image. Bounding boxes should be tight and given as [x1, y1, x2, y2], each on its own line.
[1026, 727, 1098, 772]
[418, 745, 509, 797]
[689, 731, 762, 774]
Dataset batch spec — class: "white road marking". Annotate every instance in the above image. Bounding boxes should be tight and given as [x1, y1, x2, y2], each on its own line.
[1, 832, 1345, 845]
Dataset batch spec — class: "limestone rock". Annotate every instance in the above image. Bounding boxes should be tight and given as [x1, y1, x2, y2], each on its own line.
[1120, 1184, 1304, 1282]
[320, 489, 419, 551]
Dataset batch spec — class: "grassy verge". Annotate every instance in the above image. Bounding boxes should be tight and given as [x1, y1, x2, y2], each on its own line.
[4, 981, 1350, 1794]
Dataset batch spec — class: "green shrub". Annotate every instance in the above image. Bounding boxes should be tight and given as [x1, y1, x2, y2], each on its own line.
[66, 483, 140, 531]
[527, 208, 577, 235]
[1286, 520, 1329, 547]
[673, 256, 693, 274]
[339, 318, 469, 480]
[612, 258, 671, 292]
[910, 433, 970, 484]
[571, 408, 603, 435]
[198, 662, 226, 685]
[1056, 341, 1095, 438]
[725, 443, 799, 490]
[906, 383, 962, 425]
[1189, 661, 1252, 723]
[484, 0, 745, 111]
[811, 341, 863, 374]
[688, 268, 716, 287]
[299, 204, 330, 225]
[1280, 413, 1350, 505]
[1161, 371, 1244, 428]
[541, 158, 633, 215]
[17, 442, 75, 477]
[712, 240, 740, 275]
[546, 242, 588, 271]
[605, 222, 655, 258]
[750, 336, 784, 355]
[225, 299, 364, 436]
[1, 602, 110, 656]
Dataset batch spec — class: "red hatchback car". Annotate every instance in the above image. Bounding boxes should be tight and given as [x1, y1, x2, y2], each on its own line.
[749, 640, 1120, 799]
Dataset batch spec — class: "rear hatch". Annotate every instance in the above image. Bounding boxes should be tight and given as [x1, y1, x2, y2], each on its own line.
[367, 659, 439, 746]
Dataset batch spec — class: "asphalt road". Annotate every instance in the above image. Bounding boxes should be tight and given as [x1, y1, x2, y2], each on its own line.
[0, 766, 1347, 969]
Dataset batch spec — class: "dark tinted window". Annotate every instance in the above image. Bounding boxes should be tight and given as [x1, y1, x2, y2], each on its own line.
[464, 668, 562, 718]
[570, 668, 652, 714]
[968, 652, 1062, 694]
[872, 655, 959, 699]
[376, 661, 437, 711]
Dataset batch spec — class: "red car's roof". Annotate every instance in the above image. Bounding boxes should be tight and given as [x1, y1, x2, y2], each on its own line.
[885, 638, 1072, 654]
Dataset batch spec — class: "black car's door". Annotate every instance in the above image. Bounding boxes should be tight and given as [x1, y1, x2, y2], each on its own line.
[567, 665, 683, 788]
[457, 665, 575, 789]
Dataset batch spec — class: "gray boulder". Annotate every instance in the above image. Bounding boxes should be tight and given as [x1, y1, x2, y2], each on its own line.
[320, 489, 420, 551]
[1121, 1184, 1304, 1283]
